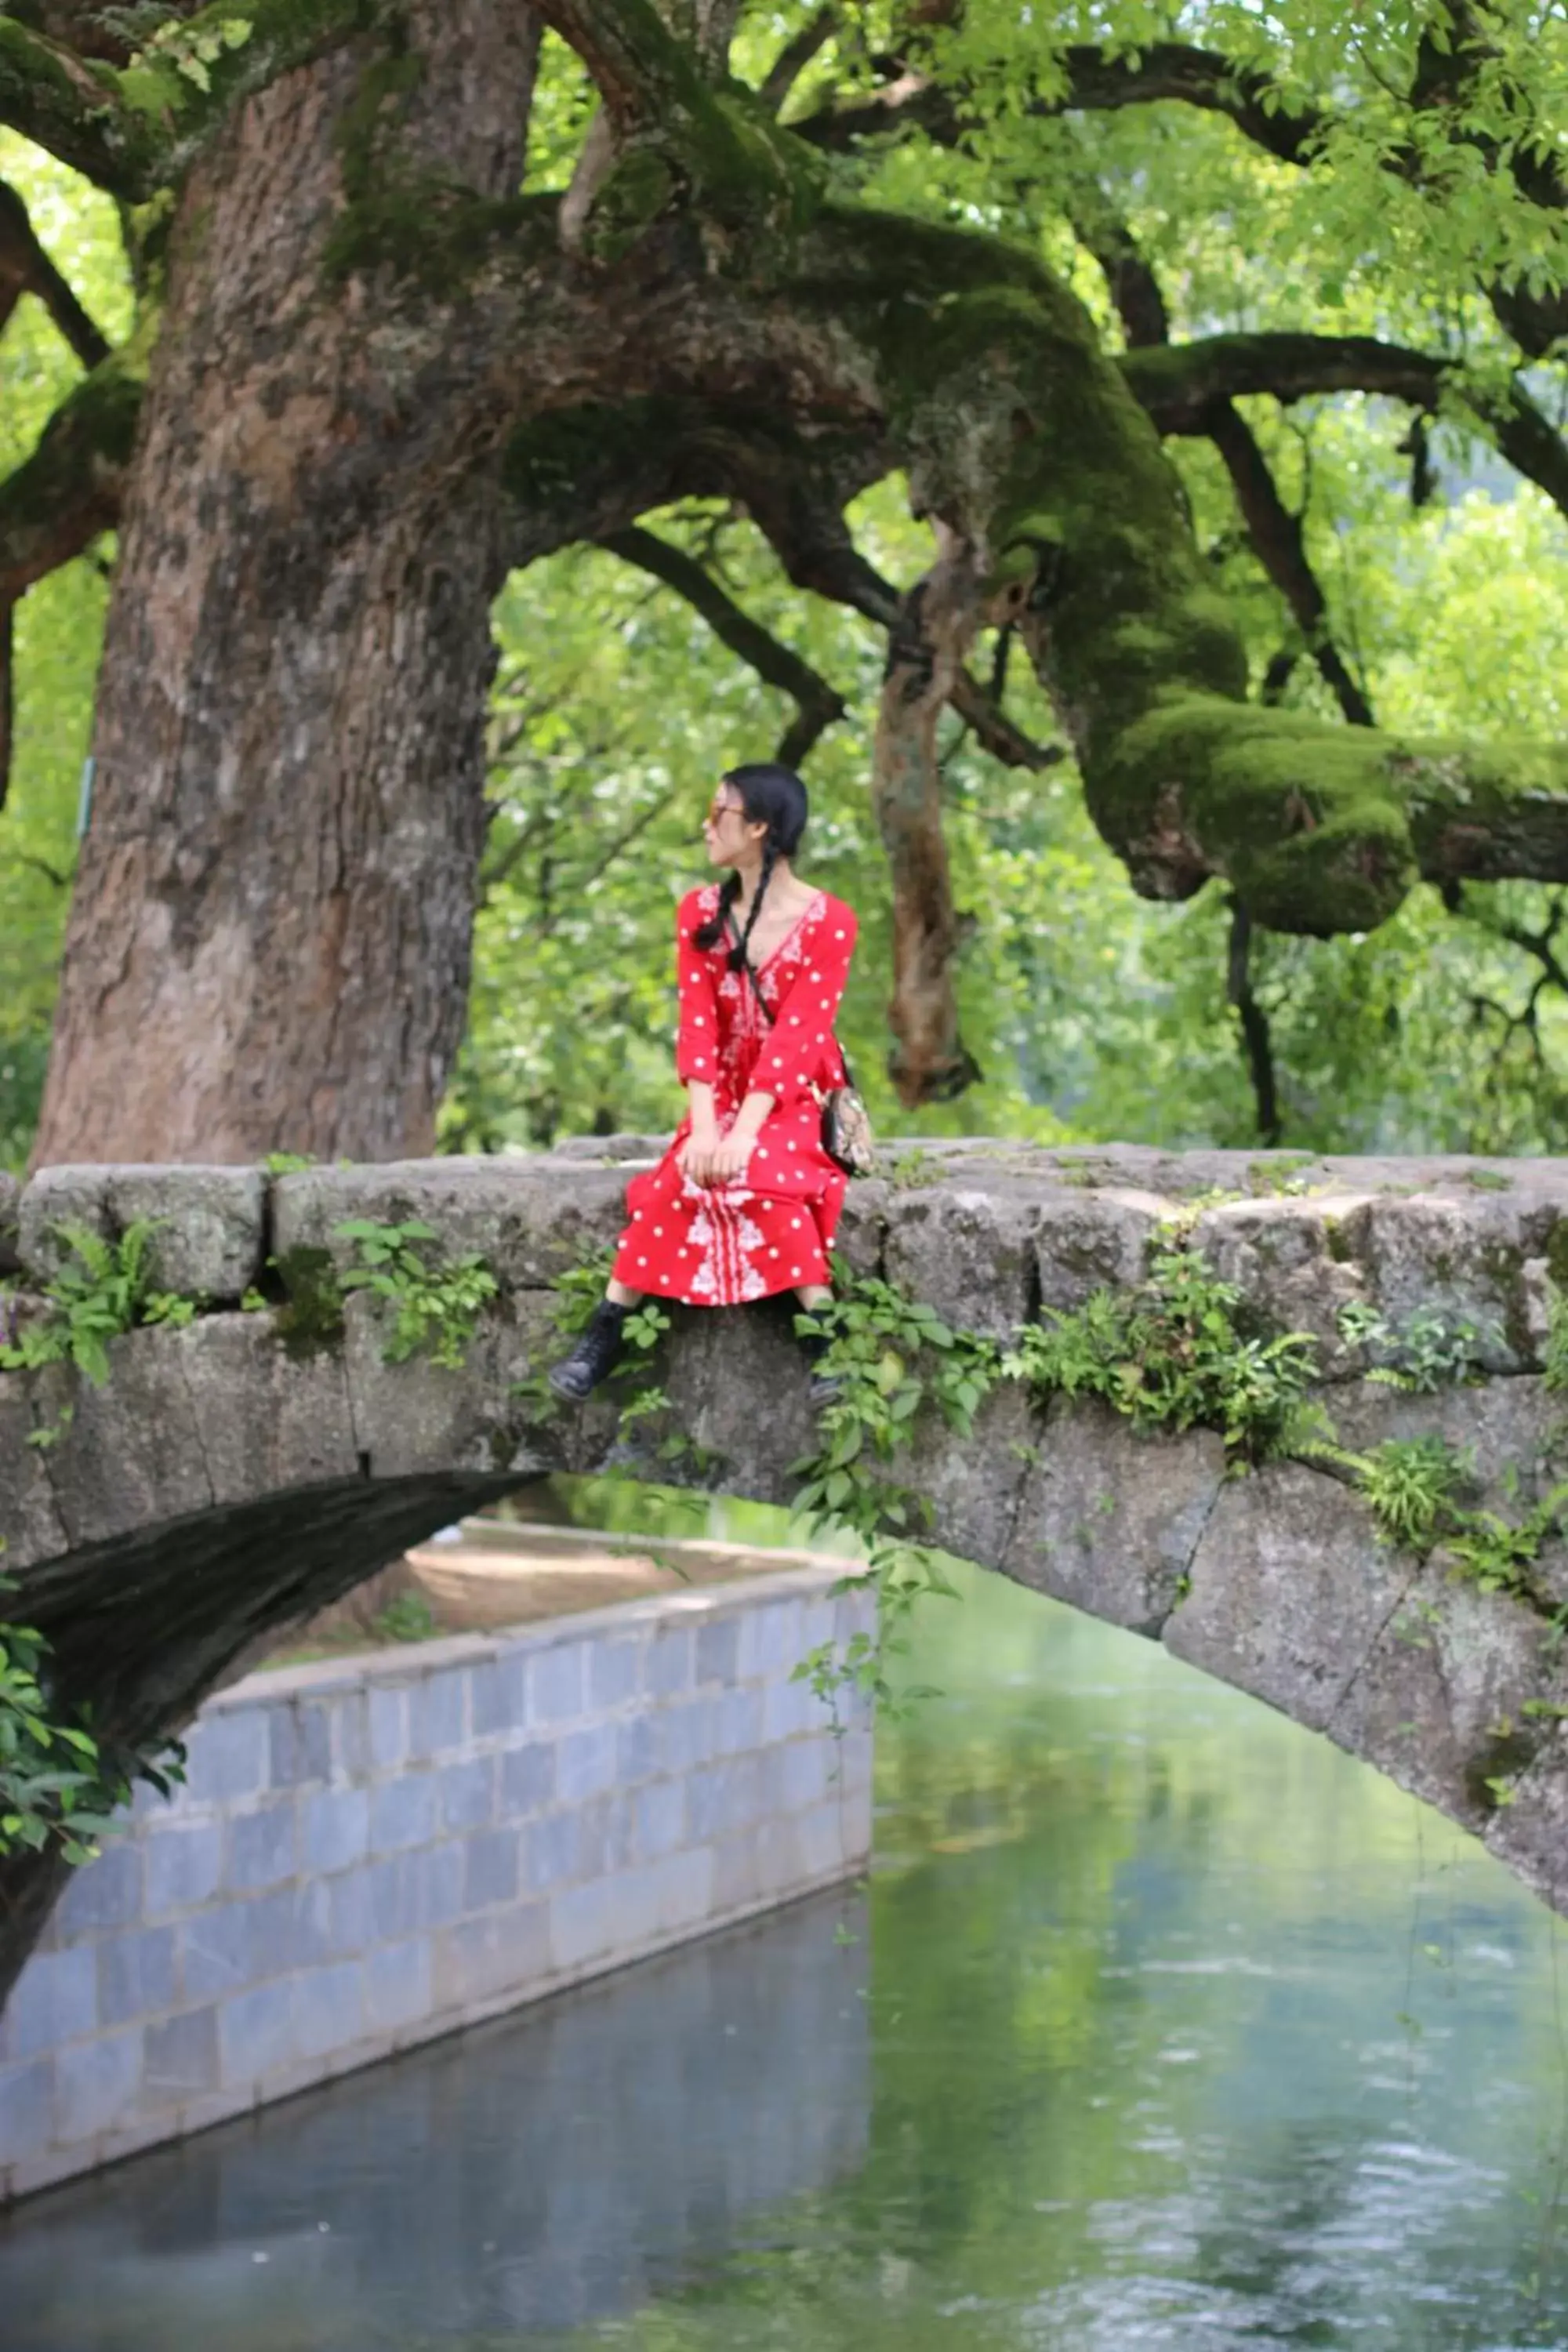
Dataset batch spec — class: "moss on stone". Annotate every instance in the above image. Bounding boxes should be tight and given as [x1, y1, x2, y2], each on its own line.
[270, 1246, 345, 1357]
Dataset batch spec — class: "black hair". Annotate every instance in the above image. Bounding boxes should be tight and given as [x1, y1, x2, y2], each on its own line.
[693, 762, 810, 971]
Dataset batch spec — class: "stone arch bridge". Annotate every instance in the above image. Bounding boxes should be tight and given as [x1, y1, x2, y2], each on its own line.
[5, 1139, 1568, 1994]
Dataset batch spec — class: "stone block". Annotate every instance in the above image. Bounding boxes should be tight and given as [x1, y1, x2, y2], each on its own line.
[185, 1708, 268, 1806]
[107, 1167, 266, 1301]
[267, 1700, 333, 1791]
[0, 2058, 54, 2168]
[438, 1755, 495, 1834]
[462, 1828, 520, 1911]
[180, 1886, 309, 2001]
[779, 1740, 829, 1815]
[1002, 1402, 1225, 1635]
[497, 1739, 555, 1817]
[557, 1722, 617, 1806]
[0, 1371, 70, 1571]
[227, 1799, 299, 1893]
[550, 1876, 633, 1973]
[141, 2006, 220, 2103]
[408, 1666, 469, 1759]
[433, 1901, 550, 2012]
[687, 1755, 765, 1842]
[643, 1624, 691, 1699]
[528, 1640, 586, 1724]
[884, 1183, 1040, 1338]
[36, 1323, 212, 1550]
[470, 1653, 528, 1738]
[797, 1798, 855, 1882]
[143, 1821, 224, 1918]
[365, 1846, 464, 1942]
[712, 1686, 765, 1759]
[713, 1829, 767, 1914]
[1330, 1192, 1554, 1371]
[589, 1634, 644, 1711]
[339, 1290, 546, 1482]
[302, 1786, 370, 1878]
[660, 1695, 718, 1775]
[173, 1314, 359, 1508]
[652, 1845, 714, 1933]
[54, 1840, 144, 1938]
[615, 1714, 660, 1785]
[5, 1947, 97, 2059]
[0, 1171, 18, 1276]
[1034, 1188, 1165, 1316]
[292, 1962, 368, 2063]
[738, 1599, 804, 1680]
[1165, 1462, 1409, 1733]
[216, 1980, 296, 2089]
[763, 1675, 818, 1745]
[15, 1167, 111, 1283]
[324, 1866, 372, 1959]
[633, 1780, 684, 1864]
[367, 1685, 408, 1772]
[1189, 1196, 1367, 1370]
[53, 2027, 142, 2143]
[97, 1928, 176, 2030]
[522, 1811, 583, 1897]
[270, 1157, 629, 1292]
[363, 1938, 432, 2036]
[694, 1616, 740, 1686]
[368, 1771, 440, 1856]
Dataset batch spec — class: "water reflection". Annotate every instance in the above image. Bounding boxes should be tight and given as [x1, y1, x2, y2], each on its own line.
[0, 1894, 869, 2350]
[4, 1561, 1568, 2350]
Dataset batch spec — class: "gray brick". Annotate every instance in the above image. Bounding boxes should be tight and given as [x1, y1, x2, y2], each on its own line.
[780, 1740, 829, 1814]
[688, 1755, 765, 1842]
[267, 1700, 332, 1791]
[523, 1811, 586, 1896]
[463, 1828, 519, 1911]
[53, 2027, 141, 2143]
[557, 1722, 617, 1806]
[330, 1690, 372, 1780]
[408, 1667, 468, 1759]
[497, 1739, 555, 1817]
[615, 1715, 659, 1785]
[433, 1902, 549, 2012]
[302, 1786, 369, 1877]
[644, 1625, 691, 1698]
[4, 1947, 97, 2058]
[217, 1980, 296, 2089]
[590, 1634, 644, 1711]
[53, 1840, 143, 1936]
[367, 1686, 408, 1771]
[0, 2057, 54, 2167]
[439, 1755, 495, 1833]
[368, 1770, 439, 1856]
[797, 1798, 853, 1882]
[763, 1674, 819, 1744]
[528, 1641, 586, 1724]
[662, 1696, 718, 1774]
[653, 1846, 713, 1933]
[293, 1961, 367, 2062]
[713, 1685, 765, 1758]
[184, 1708, 267, 1804]
[470, 1653, 528, 1737]
[631, 1780, 684, 1864]
[364, 1937, 430, 2035]
[739, 1598, 804, 1679]
[695, 1616, 740, 1685]
[325, 1864, 372, 1959]
[548, 1877, 626, 1973]
[97, 1926, 176, 2028]
[144, 1821, 223, 1918]
[227, 1798, 299, 1891]
[180, 1887, 312, 2001]
[365, 1846, 464, 1942]
[142, 2006, 219, 2102]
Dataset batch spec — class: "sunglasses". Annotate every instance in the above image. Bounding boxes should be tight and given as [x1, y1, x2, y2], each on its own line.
[705, 796, 744, 828]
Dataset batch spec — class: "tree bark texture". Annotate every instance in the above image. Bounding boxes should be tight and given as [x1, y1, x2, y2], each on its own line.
[31, 5, 539, 1166]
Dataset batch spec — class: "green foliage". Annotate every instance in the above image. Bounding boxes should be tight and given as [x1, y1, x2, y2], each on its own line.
[372, 1591, 440, 1643]
[0, 1565, 183, 1865]
[1004, 1242, 1318, 1461]
[267, 1244, 346, 1356]
[334, 1218, 499, 1370]
[0, 1218, 197, 1385]
[1356, 1436, 1473, 1552]
[1336, 1298, 1497, 1391]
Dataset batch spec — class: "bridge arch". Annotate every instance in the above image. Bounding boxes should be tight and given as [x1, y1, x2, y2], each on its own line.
[4, 1142, 1568, 1994]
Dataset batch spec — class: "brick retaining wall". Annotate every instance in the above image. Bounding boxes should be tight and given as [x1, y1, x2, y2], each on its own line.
[0, 1566, 872, 2201]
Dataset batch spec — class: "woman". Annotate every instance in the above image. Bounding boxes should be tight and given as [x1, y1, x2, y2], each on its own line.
[550, 761, 858, 1406]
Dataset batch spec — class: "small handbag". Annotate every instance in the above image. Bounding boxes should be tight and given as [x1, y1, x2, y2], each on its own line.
[728, 919, 877, 1178]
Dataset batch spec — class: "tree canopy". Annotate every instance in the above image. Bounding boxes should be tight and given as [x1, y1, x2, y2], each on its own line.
[2, 0, 1568, 1163]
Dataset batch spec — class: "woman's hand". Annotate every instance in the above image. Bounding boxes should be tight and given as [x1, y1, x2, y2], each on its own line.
[677, 1124, 721, 1185]
[702, 1131, 754, 1187]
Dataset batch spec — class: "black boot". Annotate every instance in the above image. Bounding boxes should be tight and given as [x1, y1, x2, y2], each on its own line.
[549, 1299, 632, 1403]
[796, 1321, 842, 1410]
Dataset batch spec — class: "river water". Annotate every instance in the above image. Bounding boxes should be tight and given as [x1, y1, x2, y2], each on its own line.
[3, 1559, 1567, 2349]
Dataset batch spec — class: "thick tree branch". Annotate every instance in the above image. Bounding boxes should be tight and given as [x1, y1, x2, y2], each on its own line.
[760, 5, 836, 112]
[1227, 895, 1281, 1145]
[0, 0, 374, 200]
[0, 354, 139, 605]
[601, 521, 848, 765]
[0, 177, 109, 367]
[1120, 332, 1568, 525]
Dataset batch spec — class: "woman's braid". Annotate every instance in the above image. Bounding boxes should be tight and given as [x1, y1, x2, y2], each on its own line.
[729, 840, 777, 974]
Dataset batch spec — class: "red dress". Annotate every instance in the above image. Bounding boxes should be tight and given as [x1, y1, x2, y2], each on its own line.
[612, 884, 859, 1305]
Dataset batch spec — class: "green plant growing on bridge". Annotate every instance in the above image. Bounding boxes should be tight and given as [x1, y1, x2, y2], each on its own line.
[0, 1219, 198, 1386]
[1004, 1243, 1318, 1464]
[1335, 1299, 1497, 1392]
[335, 1218, 499, 1370]
[1354, 1436, 1473, 1554]
[0, 1560, 186, 1867]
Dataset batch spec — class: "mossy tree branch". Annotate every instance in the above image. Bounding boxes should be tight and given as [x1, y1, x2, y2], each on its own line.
[0, 176, 108, 366]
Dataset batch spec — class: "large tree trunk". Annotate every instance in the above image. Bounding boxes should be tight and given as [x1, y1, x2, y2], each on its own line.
[30, 9, 539, 1168]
